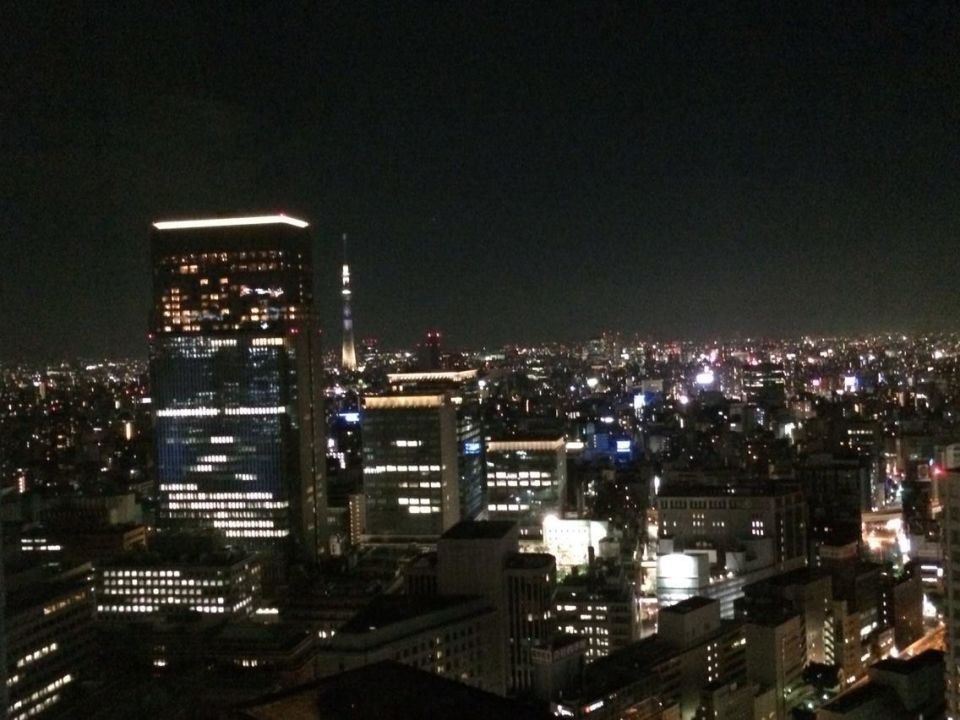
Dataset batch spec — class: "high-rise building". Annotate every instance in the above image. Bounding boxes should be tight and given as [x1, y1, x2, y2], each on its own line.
[744, 610, 806, 719]
[406, 521, 557, 696]
[5, 555, 96, 720]
[361, 370, 485, 539]
[741, 568, 833, 665]
[340, 233, 357, 371]
[149, 215, 326, 565]
[798, 452, 871, 556]
[419, 331, 442, 371]
[554, 579, 637, 660]
[742, 362, 786, 406]
[485, 437, 566, 540]
[879, 565, 923, 652]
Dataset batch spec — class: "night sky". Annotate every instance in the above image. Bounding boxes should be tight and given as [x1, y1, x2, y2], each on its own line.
[3, 3, 959, 359]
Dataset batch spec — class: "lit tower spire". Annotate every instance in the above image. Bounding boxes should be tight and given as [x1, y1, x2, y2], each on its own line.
[341, 233, 357, 370]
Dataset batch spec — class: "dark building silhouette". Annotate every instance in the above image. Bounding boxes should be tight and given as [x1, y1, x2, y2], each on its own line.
[419, 330, 442, 371]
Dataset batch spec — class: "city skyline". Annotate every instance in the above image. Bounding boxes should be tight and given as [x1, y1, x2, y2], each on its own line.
[4, 4, 960, 359]
[3, 5, 959, 718]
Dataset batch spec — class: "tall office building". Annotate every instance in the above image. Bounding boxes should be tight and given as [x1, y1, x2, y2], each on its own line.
[798, 452, 871, 558]
[742, 362, 787, 406]
[340, 233, 357, 371]
[149, 214, 326, 565]
[485, 436, 566, 540]
[361, 370, 485, 539]
[406, 521, 557, 696]
[744, 610, 806, 718]
[5, 555, 96, 720]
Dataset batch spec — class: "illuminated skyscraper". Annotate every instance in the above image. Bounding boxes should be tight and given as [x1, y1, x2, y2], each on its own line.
[361, 370, 485, 539]
[149, 214, 326, 565]
[485, 436, 566, 540]
[340, 233, 357, 371]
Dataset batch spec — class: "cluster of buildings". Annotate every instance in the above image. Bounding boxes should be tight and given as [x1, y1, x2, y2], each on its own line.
[4, 214, 960, 718]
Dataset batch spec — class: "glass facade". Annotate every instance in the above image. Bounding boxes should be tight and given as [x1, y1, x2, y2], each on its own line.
[149, 218, 324, 562]
[457, 408, 485, 522]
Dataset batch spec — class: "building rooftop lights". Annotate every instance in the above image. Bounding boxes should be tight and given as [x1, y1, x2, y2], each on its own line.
[153, 215, 309, 230]
[387, 370, 479, 383]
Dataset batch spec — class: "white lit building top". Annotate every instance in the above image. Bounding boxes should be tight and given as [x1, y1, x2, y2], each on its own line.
[386, 369, 479, 383]
[153, 215, 309, 230]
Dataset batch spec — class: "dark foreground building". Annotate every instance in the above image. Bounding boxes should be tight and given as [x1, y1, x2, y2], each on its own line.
[234, 661, 551, 720]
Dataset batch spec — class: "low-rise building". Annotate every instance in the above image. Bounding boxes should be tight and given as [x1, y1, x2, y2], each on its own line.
[657, 539, 805, 619]
[234, 660, 552, 720]
[657, 482, 807, 566]
[315, 595, 500, 693]
[554, 577, 637, 660]
[95, 546, 261, 619]
[816, 650, 944, 719]
[553, 597, 747, 719]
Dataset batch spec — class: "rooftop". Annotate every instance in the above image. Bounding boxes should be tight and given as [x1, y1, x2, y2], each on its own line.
[387, 369, 479, 383]
[101, 547, 255, 569]
[487, 437, 565, 452]
[337, 595, 484, 635]
[661, 596, 716, 615]
[364, 394, 445, 410]
[505, 552, 555, 571]
[871, 649, 943, 676]
[536, 633, 588, 653]
[744, 607, 800, 627]
[819, 682, 901, 714]
[748, 566, 830, 590]
[153, 214, 308, 230]
[441, 520, 517, 541]
[571, 619, 743, 701]
[210, 621, 314, 652]
[236, 661, 551, 720]
[658, 482, 802, 498]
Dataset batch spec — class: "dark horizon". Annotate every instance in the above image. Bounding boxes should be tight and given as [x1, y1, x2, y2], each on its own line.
[3, 3, 959, 360]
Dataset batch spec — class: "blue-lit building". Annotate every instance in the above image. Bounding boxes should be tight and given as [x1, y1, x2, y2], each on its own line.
[149, 215, 326, 564]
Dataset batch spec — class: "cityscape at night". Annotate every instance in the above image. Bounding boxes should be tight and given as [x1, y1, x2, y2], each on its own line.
[3, 4, 960, 720]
